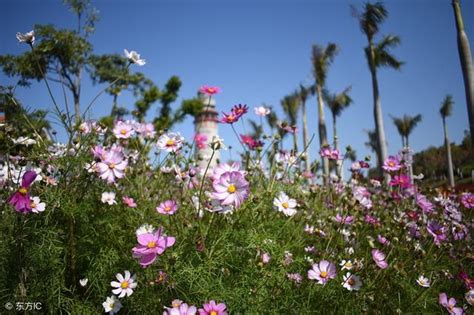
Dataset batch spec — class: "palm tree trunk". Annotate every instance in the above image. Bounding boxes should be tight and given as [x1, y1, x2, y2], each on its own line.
[369, 44, 389, 179]
[333, 114, 343, 179]
[401, 135, 405, 148]
[293, 132, 298, 153]
[406, 135, 414, 184]
[316, 84, 329, 185]
[302, 100, 311, 171]
[452, 0, 474, 148]
[443, 118, 455, 187]
[111, 94, 118, 118]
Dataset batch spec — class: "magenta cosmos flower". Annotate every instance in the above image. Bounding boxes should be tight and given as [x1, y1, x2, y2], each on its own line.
[439, 293, 464, 315]
[382, 156, 402, 172]
[198, 300, 227, 315]
[460, 192, 474, 209]
[371, 249, 388, 269]
[156, 200, 178, 215]
[211, 171, 249, 208]
[132, 227, 176, 267]
[8, 170, 37, 213]
[427, 221, 447, 246]
[231, 104, 248, 118]
[308, 260, 337, 285]
[389, 174, 411, 189]
[219, 111, 239, 124]
[194, 133, 208, 149]
[122, 196, 137, 208]
[199, 85, 221, 96]
[97, 149, 128, 184]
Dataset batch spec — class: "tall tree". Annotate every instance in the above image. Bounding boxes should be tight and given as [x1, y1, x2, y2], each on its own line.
[354, 2, 403, 177]
[281, 93, 300, 152]
[324, 86, 353, 178]
[452, 0, 474, 148]
[311, 43, 339, 185]
[390, 114, 422, 147]
[440, 95, 455, 188]
[298, 84, 311, 171]
[0, 0, 98, 124]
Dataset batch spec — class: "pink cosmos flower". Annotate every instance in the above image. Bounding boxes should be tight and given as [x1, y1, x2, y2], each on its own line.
[439, 293, 464, 315]
[136, 122, 156, 138]
[113, 121, 135, 139]
[132, 227, 176, 267]
[382, 156, 402, 172]
[157, 132, 185, 153]
[261, 252, 271, 264]
[156, 200, 178, 215]
[334, 214, 354, 225]
[122, 196, 137, 208]
[416, 194, 435, 214]
[199, 86, 221, 96]
[352, 186, 372, 209]
[8, 170, 37, 213]
[460, 192, 474, 209]
[427, 221, 447, 246]
[211, 162, 246, 181]
[459, 271, 474, 290]
[219, 111, 239, 124]
[198, 300, 227, 315]
[389, 174, 411, 189]
[211, 171, 249, 208]
[377, 234, 390, 246]
[287, 272, 303, 285]
[371, 249, 388, 269]
[308, 260, 337, 285]
[164, 302, 197, 315]
[194, 133, 208, 149]
[231, 104, 248, 118]
[97, 149, 128, 184]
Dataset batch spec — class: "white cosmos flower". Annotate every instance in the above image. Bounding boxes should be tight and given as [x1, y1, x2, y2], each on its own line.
[16, 30, 35, 44]
[102, 295, 122, 314]
[136, 223, 154, 236]
[254, 106, 271, 117]
[124, 49, 146, 66]
[466, 290, 474, 306]
[416, 275, 431, 288]
[273, 191, 297, 216]
[12, 136, 37, 146]
[342, 272, 362, 291]
[157, 132, 184, 153]
[339, 260, 353, 271]
[101, 192, 117, 205]
[79, 278, 88, 287]
[111, 270, 137, 298]
[30, 196, 46, 213]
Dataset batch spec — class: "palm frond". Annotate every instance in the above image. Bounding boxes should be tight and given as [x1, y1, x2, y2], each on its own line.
[440, 95, 454, 118]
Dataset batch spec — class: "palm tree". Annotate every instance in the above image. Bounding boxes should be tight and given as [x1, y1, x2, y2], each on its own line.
[390, 114, 422, 148]
[440, 95, 455, 188]
[324, 86, 353, 178]
[354, 2, 403, 177]
[281, 93, 300, 152]
[298, 84, 311, 171]
[364, 129, 380, 170]
[311, 43, 339, 185]
[452, 0, 474, 148]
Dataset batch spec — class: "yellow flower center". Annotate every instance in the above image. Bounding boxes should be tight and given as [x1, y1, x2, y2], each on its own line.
[30, 202, 36, 208]
[121, 281, 129, 289]
[227, 184, 236, 193]
[19, 187, 28, 195]
[147, 241, 156, 248]
[210, 311, 218, 315]
[320, 271, 328, 278]
[120, 129, 127, 135]
[165, 206, 172, 212]
[282, 202, 289, 209]
[347, 278, 355, 286]
[208, 88, 215, 93]
[226, 115, 235, 122]
[109, 303, 115, 308]
[166, 139, 175, 146]
[388, 161, 394, 167]
[109, 163, 115, 169]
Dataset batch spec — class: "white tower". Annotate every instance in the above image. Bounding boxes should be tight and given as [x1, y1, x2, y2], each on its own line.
[195, 92, 220, 170]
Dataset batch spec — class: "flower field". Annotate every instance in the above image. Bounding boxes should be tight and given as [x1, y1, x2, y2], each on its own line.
[1, 1, 474, 314]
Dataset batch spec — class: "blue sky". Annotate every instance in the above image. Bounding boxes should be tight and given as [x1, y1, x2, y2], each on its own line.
[1, 0, 473, 165]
